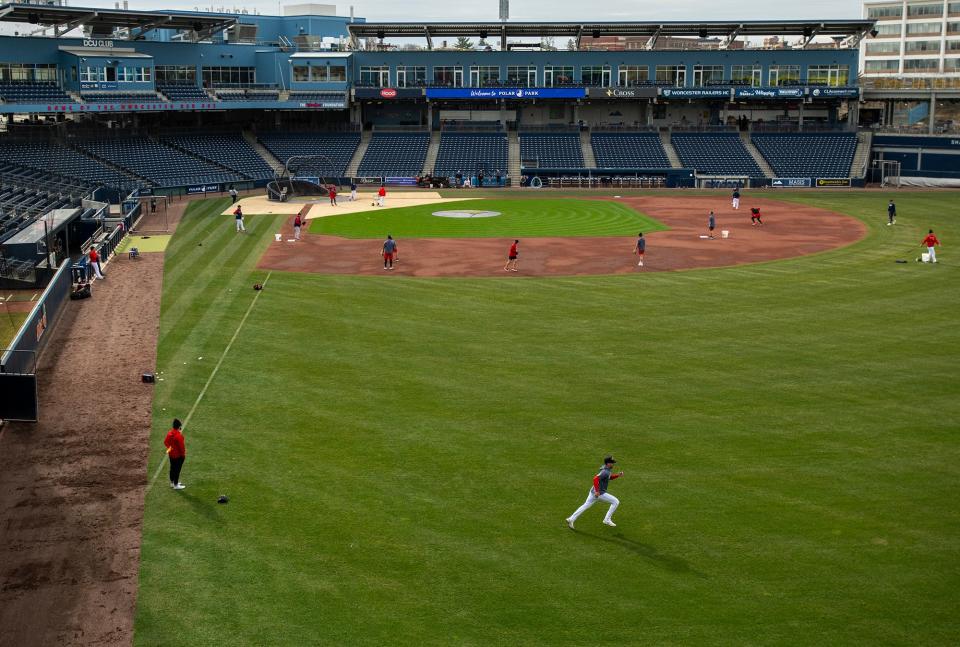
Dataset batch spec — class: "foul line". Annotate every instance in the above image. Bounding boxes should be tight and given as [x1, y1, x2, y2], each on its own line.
[147, 271, 273, 492]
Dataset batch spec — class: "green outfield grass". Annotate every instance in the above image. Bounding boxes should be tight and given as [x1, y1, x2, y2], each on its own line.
[136, 192, 959, 646]
[308, 198, 666, 238]
[0, 311, 28, 347]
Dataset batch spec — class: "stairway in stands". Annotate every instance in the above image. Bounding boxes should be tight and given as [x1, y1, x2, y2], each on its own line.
[422, 131, 441, 175]
[850, 131, 873, 178]
[659, 131, 683, 169]
[243, 131, 285, 175]
[345, 130, 373, 178]
[507, 131, 521, 181]
[580, 131, 597, 168]
[740, 132, 775, 178]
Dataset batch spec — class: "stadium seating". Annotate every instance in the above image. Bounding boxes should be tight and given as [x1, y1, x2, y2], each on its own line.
[257, 132, 361, 175]
[287, 91, 346, 103]
[591, 132, 671, 168]
[751, 133, 856, 178]
[671, 132, 764, 176]
[161, 134, 275, 181]
[0, 81, 72, 103]
[81, 92, 163, 103]
[0, 140, 136, 189]
[433, 133, 509, 177]
[158, 83, 214, 101]
[215, 89, 280, 102]
[75, 137, 244, 187]
[519, 133, 584, 168]
[358, 132, 430, 177]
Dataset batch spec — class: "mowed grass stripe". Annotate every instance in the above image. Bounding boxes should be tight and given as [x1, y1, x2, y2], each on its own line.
[137, 191, 960, 646]
[309, 198, 666, 239]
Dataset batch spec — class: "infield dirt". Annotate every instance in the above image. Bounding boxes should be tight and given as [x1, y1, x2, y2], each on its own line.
[257, 196, 867, 277]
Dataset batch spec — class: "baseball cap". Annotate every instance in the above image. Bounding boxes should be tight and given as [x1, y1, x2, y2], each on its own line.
[604, 456, 616, 464]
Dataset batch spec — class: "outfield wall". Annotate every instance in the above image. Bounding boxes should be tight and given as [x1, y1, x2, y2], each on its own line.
[1, 262, 72, 375]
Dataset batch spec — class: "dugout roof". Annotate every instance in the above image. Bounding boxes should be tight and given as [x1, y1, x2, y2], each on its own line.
[0, 3, 237, 40]
[348, 20, 876, 50]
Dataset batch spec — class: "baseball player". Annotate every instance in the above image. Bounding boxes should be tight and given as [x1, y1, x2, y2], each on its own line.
[732, 188, 741, 210]
[293, 213, 303, 241]
[921, 229, 940, 263]
[566, 456, 624, 529]
[635, 232, 645, 267]
[234, 205, 245, 232]
[381, 234, 398, 270]
[350, 181, 358, 202]
[504, 239, 519, 272]
[377, 185, 386, 207]
[887, 200, 896, 226]
[708, 211, 716, 239]
[750, 207, 763, 226]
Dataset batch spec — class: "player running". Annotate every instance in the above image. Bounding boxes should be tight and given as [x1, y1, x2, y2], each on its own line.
[566, 456, 624, 529]
[504, 239, 519, 272]
[887, 200, 896, 226]
[750, 207, 763, 226]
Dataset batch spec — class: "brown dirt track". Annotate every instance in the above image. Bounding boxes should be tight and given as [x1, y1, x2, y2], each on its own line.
[257, 196, 866, 277]
[0, 197, 192, 647]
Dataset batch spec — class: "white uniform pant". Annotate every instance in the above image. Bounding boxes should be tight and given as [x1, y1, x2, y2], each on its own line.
[351, 190, 357, 201]
[928, 246, 937, 262]
[294, 225, 301, 240]
[732, 197, 740, 210]
[236, 218, 245, 232]
[569, 490, 619, 523]
[88, 261, 104, 280]
[377, 196, 385, 207]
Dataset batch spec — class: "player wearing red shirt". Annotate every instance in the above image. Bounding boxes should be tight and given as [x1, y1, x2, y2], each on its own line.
[329, 186, 337, 206]
[504, 239, 519, 272]
[922, 229, 940, 263]
[87, 246, 104, 280]
[377, 185, 387, 207]
[163, 418, 187, 490]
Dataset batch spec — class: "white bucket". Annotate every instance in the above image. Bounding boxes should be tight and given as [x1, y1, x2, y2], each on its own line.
[721, 230, 729, 239]
[921, 252, 930, 263]
[274, 233, 282, 242]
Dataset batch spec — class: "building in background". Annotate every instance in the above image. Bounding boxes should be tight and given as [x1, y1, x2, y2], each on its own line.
[860, 0, 960, 132]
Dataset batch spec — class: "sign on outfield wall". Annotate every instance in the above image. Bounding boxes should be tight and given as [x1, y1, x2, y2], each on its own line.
[425, 87, 586, 99]
[815, 178, 851, 187]
[771, 178, 811, 188]
[186, 184, 221, 194]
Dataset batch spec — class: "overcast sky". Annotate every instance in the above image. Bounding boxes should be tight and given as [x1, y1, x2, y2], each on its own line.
[102, 0, 866, 21]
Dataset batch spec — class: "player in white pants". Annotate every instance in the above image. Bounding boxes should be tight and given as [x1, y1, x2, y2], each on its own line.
[732, 188, 741, 210]
[566, 456, 623, 529]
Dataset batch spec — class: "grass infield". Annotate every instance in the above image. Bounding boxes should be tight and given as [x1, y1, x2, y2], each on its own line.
[0, 310, 28, 347]
[308, 198, 666, 238]
[136, 192, 959, 646]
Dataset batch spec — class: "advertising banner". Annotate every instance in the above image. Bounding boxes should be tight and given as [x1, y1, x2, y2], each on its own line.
[186, 184, 221, 194]
[734, 87, 806, 99]
[384, 177, 418, 186]
[810, 87, 860, 99]
[587, 86, 658, 99]
[425, 87, 586, 99]
[353, 87, 422, 99]
[771, 178, 812, 188]
[815, 178, 852, 187]
[80, 82, 119, 91]
[660, 88, 730, 99]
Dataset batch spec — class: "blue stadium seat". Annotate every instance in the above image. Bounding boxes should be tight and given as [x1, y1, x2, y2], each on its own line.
[751, 133, 856, 178]
[433, 133, 508, 177]
[519, 133, 583, 168]
[0, 140, 136, 190]
[161, 134, 275, 181]
[158, 83, 214, 102]
[74, 137, 244, 187]
[358, 132, 430, 177]
[81, 92, 163, 103]
[671, 133, 763, 176]
[258, 132, 361, 176]
[0, 81, 72, 103]
[591, 132, 671, 168]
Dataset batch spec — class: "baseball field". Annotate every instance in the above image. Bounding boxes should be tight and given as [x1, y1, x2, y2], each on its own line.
[135, 191, 958, 645]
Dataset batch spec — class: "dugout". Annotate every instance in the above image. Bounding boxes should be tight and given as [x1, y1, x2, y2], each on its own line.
[0, 207, 87, 288]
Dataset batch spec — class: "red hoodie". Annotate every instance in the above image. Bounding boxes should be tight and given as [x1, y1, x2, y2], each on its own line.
[164, 428, 186, 459]
[922, 234, 940, 247]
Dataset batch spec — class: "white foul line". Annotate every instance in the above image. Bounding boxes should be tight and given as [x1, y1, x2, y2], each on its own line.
[147, 271, 273, 492]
